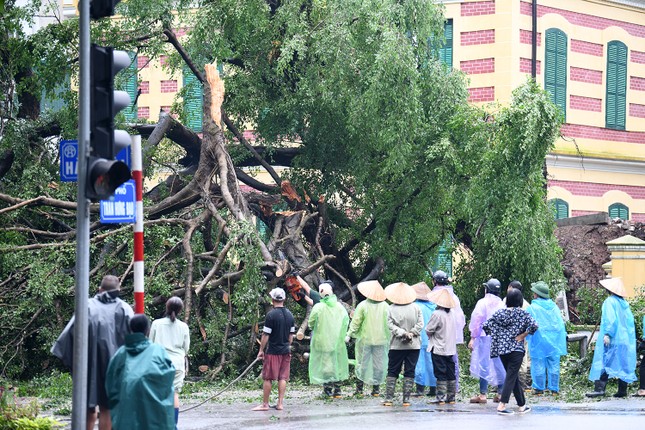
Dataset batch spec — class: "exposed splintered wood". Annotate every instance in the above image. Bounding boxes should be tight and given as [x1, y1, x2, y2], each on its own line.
[205, 62, 225, 129]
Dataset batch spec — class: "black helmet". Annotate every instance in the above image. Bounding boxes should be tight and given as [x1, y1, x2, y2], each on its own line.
[508, 280, 523, 291]
[483, 278, 501, 294]
[433, 270, 449, 285]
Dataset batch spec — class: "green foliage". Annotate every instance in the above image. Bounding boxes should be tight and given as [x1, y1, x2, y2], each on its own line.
[454, 80, 564, 312]
[0, 387, 63, 429]
[575, 284, 606, 325]
[629, 284, 645, 340]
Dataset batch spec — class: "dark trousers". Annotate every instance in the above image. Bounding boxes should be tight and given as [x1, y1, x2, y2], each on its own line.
[500, 351, 526, 407]
[640, 358, 645, 390]
[387, 349, 420, 378]
[431, 352, 456, 381]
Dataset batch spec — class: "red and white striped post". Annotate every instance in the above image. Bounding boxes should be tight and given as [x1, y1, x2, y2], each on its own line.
[131, 135, 145, 314]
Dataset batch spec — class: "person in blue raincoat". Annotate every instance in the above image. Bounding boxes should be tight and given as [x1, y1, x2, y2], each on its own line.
[586, 277, 637, 398]
[106, 314, 175, 430]
[411, 281, 437, 397]
[526, 281, 567, 395]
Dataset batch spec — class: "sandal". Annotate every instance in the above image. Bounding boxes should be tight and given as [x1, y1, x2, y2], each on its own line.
[469, 395, 487, 404]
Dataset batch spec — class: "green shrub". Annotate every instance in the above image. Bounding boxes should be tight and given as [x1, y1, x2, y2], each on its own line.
[0, 388, 63, 429]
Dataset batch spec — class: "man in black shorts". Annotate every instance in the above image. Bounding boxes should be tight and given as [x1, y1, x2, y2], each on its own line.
[253, 287, 295, 411]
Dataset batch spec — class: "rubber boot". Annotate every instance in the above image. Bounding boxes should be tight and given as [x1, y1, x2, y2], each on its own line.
[427, 386, 437, 397]
[383, 376, 396, 406]
[333, 383, 342, 398]
[430, 381, 447, 404]
[323, 383, 333, 397]
[614, 380, 628, 398]
[446, 380, 457, 404]
[354, 380, 364, 397]
[371, 384, 380, 397]
[585, 379, 607, 398]
[402, 377, 414, 406]
[412, 383, 425, 397]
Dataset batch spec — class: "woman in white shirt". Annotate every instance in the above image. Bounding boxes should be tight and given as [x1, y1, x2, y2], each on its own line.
[150, 297, 190, 429]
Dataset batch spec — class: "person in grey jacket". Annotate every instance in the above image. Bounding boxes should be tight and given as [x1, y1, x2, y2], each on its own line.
[425, 289, 458, 404]
[383, 282, 424, 407]
[52, 275, 134, 430]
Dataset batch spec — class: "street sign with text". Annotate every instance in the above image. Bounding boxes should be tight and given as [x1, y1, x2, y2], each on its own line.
[99, 179, 136, 223]
[60, 140, 79, 182]
[59, 141, 131, 183]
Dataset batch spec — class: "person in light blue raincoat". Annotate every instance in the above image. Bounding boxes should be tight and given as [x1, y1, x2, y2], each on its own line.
[586, 277, 637, 398]
[526, 281, 567, 394]
[411, 281, 437, 397]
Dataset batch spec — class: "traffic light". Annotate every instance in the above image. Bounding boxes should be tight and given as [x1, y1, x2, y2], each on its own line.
[90, 0, 121, 20]
[86, 44, 132, 200]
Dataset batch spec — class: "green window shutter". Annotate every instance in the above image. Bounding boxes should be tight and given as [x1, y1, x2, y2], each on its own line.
[608, 203, 628, 220]
[433, 239, 453, 278]
[549, 199, 569, 220]
[122, 52, 138, 122]
[256, 219, 270, 243]
[182, 66, 203, 132]
[544, 29, 567, 120]
[40, 79, 69, 112]
[606, 41, 627, 130]
[439, 19, 453, 68]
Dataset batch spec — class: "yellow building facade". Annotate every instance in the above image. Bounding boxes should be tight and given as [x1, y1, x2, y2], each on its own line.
[109, 0, 645, 221]
[440, 0, 645, 221]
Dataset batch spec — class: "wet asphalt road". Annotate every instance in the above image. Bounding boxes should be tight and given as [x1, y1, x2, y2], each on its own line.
[176, 395, 645, 430]
[55, 389, 645, 429]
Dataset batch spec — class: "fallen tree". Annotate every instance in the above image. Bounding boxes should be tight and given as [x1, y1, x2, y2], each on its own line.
[0, 0, 564, 379]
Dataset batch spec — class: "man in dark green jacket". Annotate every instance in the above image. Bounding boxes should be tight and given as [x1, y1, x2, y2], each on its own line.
[106, 314, 175, 430]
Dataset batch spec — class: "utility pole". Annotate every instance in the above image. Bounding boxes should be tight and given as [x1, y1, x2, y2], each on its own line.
[72, 0, 130, 426]
[72, 0, 91, 427]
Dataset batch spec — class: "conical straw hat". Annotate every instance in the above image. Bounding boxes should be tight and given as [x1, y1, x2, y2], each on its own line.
[385, 282, 416, 305]
[411, 281, 431, 301]
[426, 288, 456, 309]
[599, 277, 627, 298]
[357, 280, 386, 302]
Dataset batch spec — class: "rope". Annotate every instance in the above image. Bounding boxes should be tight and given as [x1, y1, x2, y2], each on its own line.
[180, 357, 261, 413]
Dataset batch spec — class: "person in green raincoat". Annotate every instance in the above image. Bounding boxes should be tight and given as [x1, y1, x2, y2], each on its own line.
[346, 280, 390, 397]
[308, 280, 350, 397]
[106, 314, 175, 430]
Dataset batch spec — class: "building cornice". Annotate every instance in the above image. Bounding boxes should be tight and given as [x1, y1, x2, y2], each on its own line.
[600, 0, 645, 11]
[546, 154, 645, 175]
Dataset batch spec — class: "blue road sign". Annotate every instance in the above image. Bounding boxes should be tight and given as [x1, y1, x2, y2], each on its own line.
[116, 146, 131, 168]
[60, 140, 78, 182]
[59, 141, 130, 183]
[100, 180, 136, 224]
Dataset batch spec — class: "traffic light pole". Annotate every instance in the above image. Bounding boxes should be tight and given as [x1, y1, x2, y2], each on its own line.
[72, 0, 91, 427]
